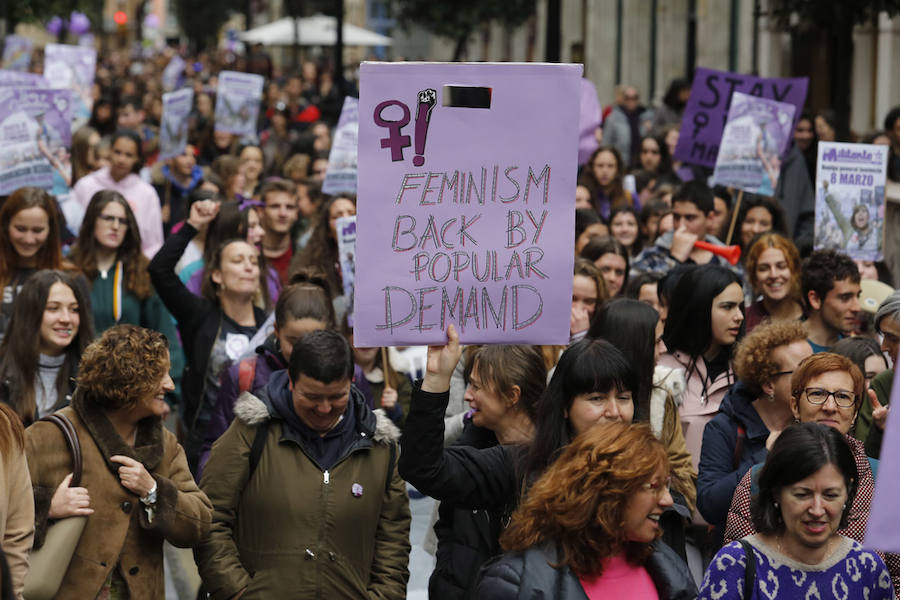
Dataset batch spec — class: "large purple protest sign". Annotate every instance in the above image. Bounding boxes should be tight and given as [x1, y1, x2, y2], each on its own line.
[214, 71, 264, 138]
[322, 97, 359, 195]
[0, 71, 48, 87]
[159, 88, 194, 160]
[865, 367, 900, 552]
[355, 62, 581, 346]
[0, 87, 73, 195]
[674, 67, 808, 168]
[712, 92, 795, 195]
[2, 36, 32, 71]
[814, 142, 888, 261]
[336, 216, 357, 327]
[44, 44, 96, 127]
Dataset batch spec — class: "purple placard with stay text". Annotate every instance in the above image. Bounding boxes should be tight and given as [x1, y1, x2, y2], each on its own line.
[355, 62, 581, 346]
[674, 67, 808, 168]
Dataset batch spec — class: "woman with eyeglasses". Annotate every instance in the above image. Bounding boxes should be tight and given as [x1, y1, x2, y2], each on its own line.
[696, 320, 812, 540]
[474, 423, 696, 600]
[700, 422, 893, 599]
[722, 352, 900, 592]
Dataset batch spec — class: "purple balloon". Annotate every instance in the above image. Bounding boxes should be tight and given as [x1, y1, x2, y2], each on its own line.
[144, 13, 160, 28]
[69, 11, 91, 35]
[47, 16, 64, 36]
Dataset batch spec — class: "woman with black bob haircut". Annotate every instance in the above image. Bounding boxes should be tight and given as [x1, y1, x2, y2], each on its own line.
[401, 326, 640, 572]
[0, 270, 94, 425]
[699, 423, 893, 599]
[659, 264, 744, 478]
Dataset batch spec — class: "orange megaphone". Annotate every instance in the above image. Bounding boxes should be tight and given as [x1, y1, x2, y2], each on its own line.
[694, 240, 742, 265]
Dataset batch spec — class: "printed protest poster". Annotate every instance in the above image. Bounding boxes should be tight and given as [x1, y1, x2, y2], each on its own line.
[322, 97, 359, 195]
[0, 87, 73, 195]
[0, 71, 48, 87]
[2, 36, 32, 71]
[814, 142, 888, 261]
[674, 67, 808, 168]
[711, 92, 795, 195]
[43, 44, 96, 128]
[162, 55, 186, 92]
[864, 367, 900, 552]
[159, 88, 194, 160]
[336, 216, 357, 327]
[214, 71, 264, 138]
[355, 62, 581, 346]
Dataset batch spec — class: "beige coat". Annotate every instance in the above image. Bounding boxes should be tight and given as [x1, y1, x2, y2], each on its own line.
[25, 394, 212, 600]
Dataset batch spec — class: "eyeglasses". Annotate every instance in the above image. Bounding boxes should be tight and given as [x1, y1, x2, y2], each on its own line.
[99, 214, 128, 226]
[803, 387, 856, 408]
[641, 476, 672, 498]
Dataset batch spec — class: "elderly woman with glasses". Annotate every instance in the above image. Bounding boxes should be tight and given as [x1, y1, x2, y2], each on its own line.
[722, 352, 900, 592]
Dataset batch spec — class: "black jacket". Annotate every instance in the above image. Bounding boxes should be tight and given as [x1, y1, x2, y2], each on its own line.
[399, 385, 520, 511]
[696, 381, 769, 531]
[148, 225, 266, 443]
[474, 541, 697, 600]
[430, 421, 505, 600]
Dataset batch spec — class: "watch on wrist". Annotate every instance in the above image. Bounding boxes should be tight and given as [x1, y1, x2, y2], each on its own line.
[140, 482, 158, 505]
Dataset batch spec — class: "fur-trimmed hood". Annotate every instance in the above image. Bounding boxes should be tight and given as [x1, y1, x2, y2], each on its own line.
[233, 378, 401, 446]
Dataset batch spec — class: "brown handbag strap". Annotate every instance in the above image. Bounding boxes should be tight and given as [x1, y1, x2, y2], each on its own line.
[41, 414, 83, 487]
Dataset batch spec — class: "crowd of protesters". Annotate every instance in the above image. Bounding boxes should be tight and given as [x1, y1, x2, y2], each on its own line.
[0, 41, 899, 600]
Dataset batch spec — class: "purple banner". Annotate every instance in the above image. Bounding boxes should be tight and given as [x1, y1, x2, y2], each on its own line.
[674, 67, 808, 168]
[712, 92, 796, 195]
[814, 142, 888, 261]
[43, 44, 96, 127]
[865, 367, 900, 552]
[322, 96, 359, 196]
[2, 36, 32, 71]
[0, 71, 48, 87]
[355, 62, 581, 346]
[0, 88, 73, 195]
[214, 70, 264, 138]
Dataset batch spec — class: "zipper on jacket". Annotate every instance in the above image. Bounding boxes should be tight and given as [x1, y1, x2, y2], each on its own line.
[323, 470, 329, 484]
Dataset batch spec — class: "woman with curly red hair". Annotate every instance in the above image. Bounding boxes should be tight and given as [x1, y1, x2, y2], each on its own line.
[475, 422, 696, 599]
[743, 233, 805, 333]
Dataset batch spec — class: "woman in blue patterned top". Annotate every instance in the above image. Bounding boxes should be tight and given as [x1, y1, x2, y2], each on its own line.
[699, 422, 893, 599]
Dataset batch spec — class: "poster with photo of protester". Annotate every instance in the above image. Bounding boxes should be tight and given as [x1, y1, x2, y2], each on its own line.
[322, 96, 359, 195]
[214, 70, 264, 138]
[814, 142, 889, 261]
[159, 88, 194, 160]
[43, 44, 96, 129]
[1, 36, 32, 71]
[711, 92, 795, 195]
[0, 87, 73, 195]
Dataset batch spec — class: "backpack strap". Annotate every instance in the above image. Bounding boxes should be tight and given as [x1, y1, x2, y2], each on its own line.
[238, 357, 258, 394]
[248, 420, 270, 482]
[739, 539, 756, 599]
[42, 413, 82, 487]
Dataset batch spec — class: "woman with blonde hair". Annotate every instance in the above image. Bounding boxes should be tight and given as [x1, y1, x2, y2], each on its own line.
[475, 423, 695, 599]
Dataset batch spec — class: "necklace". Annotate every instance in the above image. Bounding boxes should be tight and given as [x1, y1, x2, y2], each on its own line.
[776, 532, 835, 564]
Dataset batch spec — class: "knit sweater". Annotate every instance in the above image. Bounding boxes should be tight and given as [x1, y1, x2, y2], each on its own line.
[699, 535, 893, 599]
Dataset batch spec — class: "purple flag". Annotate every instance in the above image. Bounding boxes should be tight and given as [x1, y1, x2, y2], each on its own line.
[354, 62, 581, 346]
[674, 67, 808, 168]
[865, 367, 900, 552]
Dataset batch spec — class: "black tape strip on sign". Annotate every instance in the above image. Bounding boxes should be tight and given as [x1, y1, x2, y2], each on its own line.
[442, 85, 492, 109]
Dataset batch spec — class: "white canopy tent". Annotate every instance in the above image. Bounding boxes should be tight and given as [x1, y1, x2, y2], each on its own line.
[239, 15, 392, 46]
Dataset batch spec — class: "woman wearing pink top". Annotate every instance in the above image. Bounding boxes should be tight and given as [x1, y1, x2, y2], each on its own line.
[72, 130, 164, 258]
[474, 423, 696, 600]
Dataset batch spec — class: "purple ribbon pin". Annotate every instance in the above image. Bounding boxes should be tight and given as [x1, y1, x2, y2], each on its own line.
[351, 483, 364, 497]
